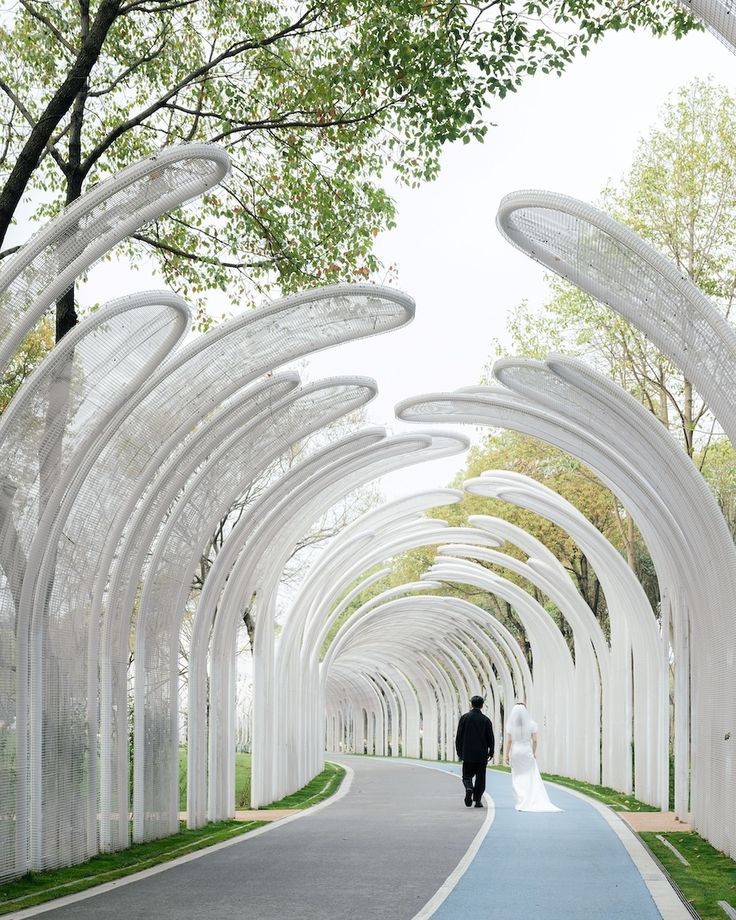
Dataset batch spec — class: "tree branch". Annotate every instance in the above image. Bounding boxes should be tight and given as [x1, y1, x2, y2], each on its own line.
[81, 4, 324, 175]
[87, 31, 170, 98]
[0, 0, 123, 248]
[20, 0, 77, 56]
[131, 231, 253, 270]
[0, 79, 68, 175]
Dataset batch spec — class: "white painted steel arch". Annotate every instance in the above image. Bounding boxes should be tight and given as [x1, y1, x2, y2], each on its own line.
[0, 293, 190, 875]
[98, 371, 302, 849]
[200, 437, 469, 815]
[399, 387, 692, 800]
[0, 138, 433, 877]
[324, 594, 520, 738]
[496, 190, 736, 447]
[132, 376, 378, 841]
[676, 1, 736, 53]
[19, 280, 414, 865]
[435, 529, 606, 788]
[396, 353, 736, 855]
[324, 595, 523, 763]
[424, 556, 575, 775]
[464, 474, 669, 808]
[0, 145, 228, 374]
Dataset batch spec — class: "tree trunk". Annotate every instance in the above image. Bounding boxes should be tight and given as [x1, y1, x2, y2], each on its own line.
[0, 0, 122, 249]
[683, 378, 694, 458]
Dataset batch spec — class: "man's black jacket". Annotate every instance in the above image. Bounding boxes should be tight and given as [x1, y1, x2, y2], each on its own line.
[455, 708, 495, 762]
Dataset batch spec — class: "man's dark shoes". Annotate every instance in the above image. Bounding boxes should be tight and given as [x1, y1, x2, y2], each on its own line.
[474, 801, 484, 808]
[464, 789, 473, 807]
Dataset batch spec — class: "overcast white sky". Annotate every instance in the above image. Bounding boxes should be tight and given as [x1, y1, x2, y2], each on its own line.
[78, 24, 736, 503]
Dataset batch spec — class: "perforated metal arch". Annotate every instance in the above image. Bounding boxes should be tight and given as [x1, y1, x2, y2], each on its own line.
[676, 0, 736, 53]
[0, 293, 189, 878]
[396, 353, 736, 858]
[496, 190, 736, 446]
[0, 145, 228, 374]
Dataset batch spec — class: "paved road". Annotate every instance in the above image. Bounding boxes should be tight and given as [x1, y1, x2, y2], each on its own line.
[25, 756, 483, 920]
[17, 757, 683, 920]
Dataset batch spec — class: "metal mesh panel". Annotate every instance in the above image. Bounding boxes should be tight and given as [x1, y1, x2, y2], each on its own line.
[496, 191, 736, 446]
[19, 283, 411, 868]
[200, 439, 467, 812]
[676, 0, 736, 53]
[132, 379, 375, 841]
[0, 146, 228, 373]
[397, 369, 736, 857]
[186, 427, 387, 824]
[0, 294, 188, 880]
[188, 433, 421, 819]
[99, 373, 299, 851]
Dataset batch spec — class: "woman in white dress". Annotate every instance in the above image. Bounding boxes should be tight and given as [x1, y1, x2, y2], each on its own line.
[504, 702, 561, 812]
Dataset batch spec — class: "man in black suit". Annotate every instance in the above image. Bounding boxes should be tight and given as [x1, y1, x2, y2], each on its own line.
[455, 695, 495, 808]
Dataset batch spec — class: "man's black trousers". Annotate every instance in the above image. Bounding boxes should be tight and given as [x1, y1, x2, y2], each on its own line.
[462, 760, 486, 803]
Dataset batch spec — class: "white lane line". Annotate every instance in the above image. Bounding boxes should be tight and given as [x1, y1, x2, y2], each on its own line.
[411, 787, 494, 920]
[545, 779, 692, 920]
[6, 763, 354, 920]
[350, 757, 496, 920]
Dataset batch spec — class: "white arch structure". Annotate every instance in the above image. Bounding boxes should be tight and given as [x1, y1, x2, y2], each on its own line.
[676, 1, 736, 53]
[324, 594, 525, 764]
[397, 362, 736, 855]
[495, 190, 736, 855]
[1, 117, 735, 882]
[463, 479, 668, 807]
[0, 142, 483, 880]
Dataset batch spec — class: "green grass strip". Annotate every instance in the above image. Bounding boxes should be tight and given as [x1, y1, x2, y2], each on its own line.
[0, 820, 264, 915]
[489, 764, 659, 812]
[640, 831, 736, 920]
[264, 761, 346, 810]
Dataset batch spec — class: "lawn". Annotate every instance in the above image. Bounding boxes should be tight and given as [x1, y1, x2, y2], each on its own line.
[640, 831, 736, 920]
[178, 748, 251, 811]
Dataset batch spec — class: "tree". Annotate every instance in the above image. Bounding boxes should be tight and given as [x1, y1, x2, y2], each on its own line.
[0, 316, 54, 411]
[0, 0, 693, 338]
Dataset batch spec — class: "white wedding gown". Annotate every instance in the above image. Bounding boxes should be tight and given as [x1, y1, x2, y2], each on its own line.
[509, 719, 561, 813]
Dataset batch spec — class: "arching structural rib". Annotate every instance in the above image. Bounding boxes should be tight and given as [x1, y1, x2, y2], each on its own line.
[675, 1, 736, 54]
[435, 518, 610, 790]
[496, 189, 736, 856]
[325, 594, 526, 763]
[190, 434, 469, 821]
[2, 139, 459, 879]
[314, 478, 652, 800]
[0, 293, 191, 875]
[464, 478, 670, 810]
[397, 351, 736, 857]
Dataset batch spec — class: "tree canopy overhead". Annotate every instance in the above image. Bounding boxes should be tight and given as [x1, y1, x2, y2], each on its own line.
[0, 0, 693, 336]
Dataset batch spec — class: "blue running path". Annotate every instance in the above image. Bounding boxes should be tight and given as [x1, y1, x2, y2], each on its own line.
[422, 762, 663, 920]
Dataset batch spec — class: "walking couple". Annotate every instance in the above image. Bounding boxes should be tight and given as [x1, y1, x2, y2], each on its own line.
[455, 696, 561, 812]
